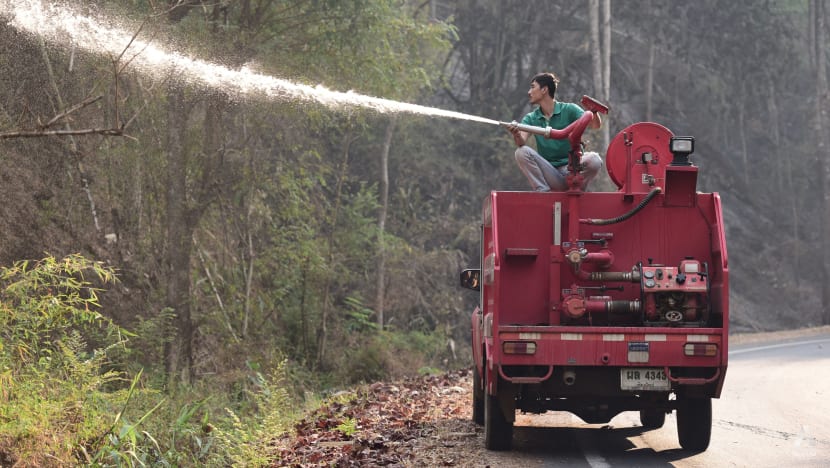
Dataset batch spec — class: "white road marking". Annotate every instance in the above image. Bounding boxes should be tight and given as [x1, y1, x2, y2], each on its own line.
[570, 414, 611, 468]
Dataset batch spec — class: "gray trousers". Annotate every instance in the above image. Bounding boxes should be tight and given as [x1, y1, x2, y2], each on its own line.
[514, 145, 603, 191]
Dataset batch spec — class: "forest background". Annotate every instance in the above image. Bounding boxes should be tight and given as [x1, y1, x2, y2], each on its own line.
[0, 0, 828, 465]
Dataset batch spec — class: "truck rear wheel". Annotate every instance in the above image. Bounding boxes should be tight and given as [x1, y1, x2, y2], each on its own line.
[676, 397, 712, 451]
[483, 367, 513, 451]
[472, 365, 484, 425]
[640, 409, 666, 429]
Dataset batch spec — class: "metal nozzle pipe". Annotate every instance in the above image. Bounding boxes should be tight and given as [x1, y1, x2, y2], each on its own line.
[499, 121, 551, 138]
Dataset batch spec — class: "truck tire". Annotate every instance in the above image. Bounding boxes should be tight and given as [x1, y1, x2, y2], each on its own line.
[483, 366, 513, 451]
[640, 409, 666, 429]
[676, 397, 712, 451]
[472, 365, 484, 425]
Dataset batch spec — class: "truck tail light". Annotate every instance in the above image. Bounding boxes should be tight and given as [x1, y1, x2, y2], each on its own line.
[503, 341, 536, 355]
[684, 343, 718, 357]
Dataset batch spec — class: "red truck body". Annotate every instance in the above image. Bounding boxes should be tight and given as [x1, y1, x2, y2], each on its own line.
[462, 118, 728, 451]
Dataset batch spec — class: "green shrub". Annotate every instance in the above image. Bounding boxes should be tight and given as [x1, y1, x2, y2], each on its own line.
[0, 255, 174, 466]
[334, 328, 451, 384]
[211, 360, 297, 466]
[0, 254, 123, 370]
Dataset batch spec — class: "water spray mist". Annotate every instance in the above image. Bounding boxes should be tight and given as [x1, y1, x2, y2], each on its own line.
[2, 0, 500, 126]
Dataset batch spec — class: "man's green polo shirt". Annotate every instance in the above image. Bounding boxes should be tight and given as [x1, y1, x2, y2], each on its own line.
[520, 101, 585, 167]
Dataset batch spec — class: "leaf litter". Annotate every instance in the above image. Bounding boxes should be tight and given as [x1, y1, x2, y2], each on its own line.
[273, 369, 487, 467]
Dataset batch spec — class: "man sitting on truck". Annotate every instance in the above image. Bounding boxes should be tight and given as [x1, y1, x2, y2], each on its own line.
[506, 72, 603, 192]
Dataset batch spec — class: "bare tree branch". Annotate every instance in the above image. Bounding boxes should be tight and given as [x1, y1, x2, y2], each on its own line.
[41, 95, 104, 129]
[0, 128, 125, 139]
[1, 16, 155, 142]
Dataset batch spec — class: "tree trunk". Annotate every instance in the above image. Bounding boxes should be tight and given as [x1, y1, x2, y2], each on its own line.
[317, 132, 357, 369]
[164, 85, 194, 386]
[815, 0, 830, 325]
[646, 39, 655, 121]
[737, 86, 749, 189]
[300, 255, 310, 358]
[243, 217, 255, 339]
[589, 0, 602, 100]
[589, 0, 611, 150]
[767, 73, 798, 276]
[601, 0, 611, 149]
[375, 116, 396, 329]
[809, 0, 817, 68]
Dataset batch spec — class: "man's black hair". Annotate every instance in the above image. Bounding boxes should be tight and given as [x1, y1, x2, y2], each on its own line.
[532, 72, 560, 98]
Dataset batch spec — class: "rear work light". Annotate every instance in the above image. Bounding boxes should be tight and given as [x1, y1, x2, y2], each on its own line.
[684, 343, 718, 357]
[503, 341, 537, 355]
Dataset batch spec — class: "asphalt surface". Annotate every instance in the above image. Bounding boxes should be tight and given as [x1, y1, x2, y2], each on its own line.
[478, 331, 830, 467]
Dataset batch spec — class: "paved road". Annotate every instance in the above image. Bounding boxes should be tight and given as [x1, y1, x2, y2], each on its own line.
[481, 333, 830, 467]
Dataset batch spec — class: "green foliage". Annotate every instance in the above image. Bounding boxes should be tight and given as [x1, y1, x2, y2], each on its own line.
[82, 369, 166, 466]
[334, 329, 453, 384]
[0, 255, 135, 465]
[128, 307, 177, 375]
[256, 0, 454, 98]
[0, 256, 222, 466]
[344, 295, 378, 332]
[417, 366, 443, 376]
[0, 254, 123, 368]
[0, 335, 123, 465]
[336, 417, 358, 437]
[339, 337, 388, 384]
[211, 360, 296, 467]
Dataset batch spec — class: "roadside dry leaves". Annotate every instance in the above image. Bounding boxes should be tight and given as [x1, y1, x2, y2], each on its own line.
[272, 369, 482, 467]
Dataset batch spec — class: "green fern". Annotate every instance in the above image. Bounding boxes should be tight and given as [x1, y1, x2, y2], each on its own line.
[212, 360, 296, 466]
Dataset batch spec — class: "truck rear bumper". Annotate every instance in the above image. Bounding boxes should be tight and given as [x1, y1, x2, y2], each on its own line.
[492, 325, 727, 395]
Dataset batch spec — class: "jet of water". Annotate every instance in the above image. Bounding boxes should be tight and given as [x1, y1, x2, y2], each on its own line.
[2, 0, 499, 126]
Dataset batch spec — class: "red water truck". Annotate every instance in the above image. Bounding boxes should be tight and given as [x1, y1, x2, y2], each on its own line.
[460, 96, 728, 451]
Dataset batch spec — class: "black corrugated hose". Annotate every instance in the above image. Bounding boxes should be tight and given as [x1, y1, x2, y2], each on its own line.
[581, 187, 662, 225]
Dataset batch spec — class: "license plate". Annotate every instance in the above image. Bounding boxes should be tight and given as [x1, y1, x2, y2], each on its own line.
[620, 368, 670, 391]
